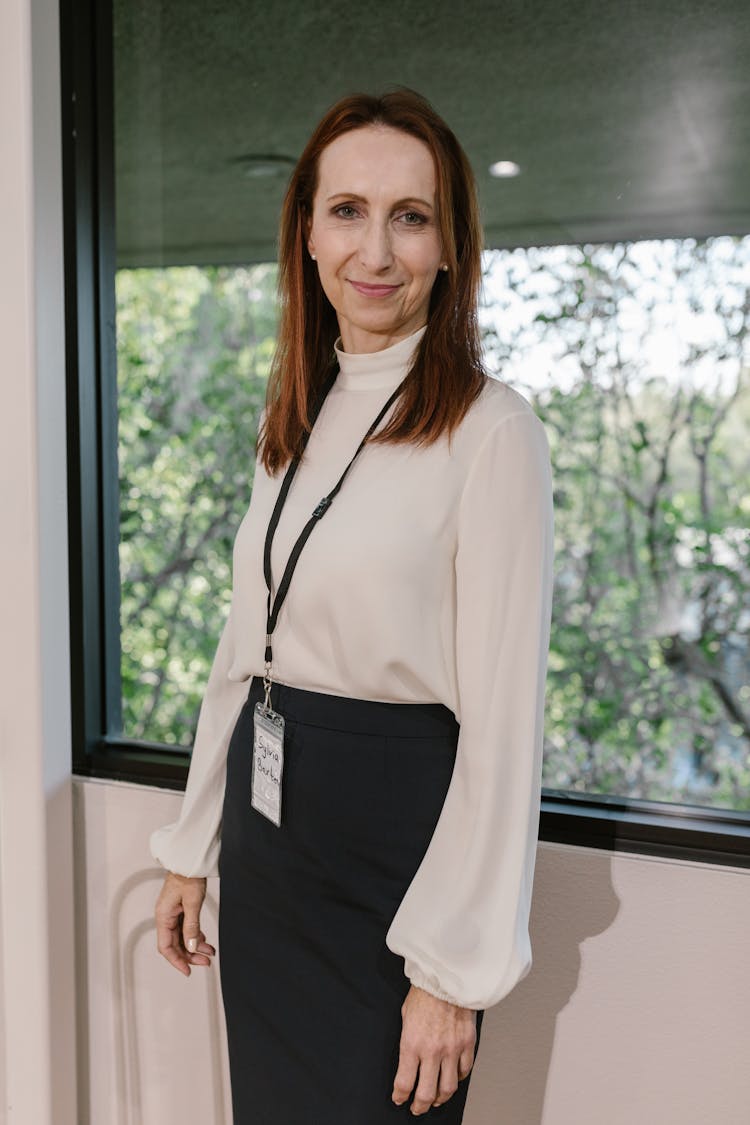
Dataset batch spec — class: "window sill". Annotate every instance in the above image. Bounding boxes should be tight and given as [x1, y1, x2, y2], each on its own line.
[73, 739, 750, 867]
[540, 792, 750, 868]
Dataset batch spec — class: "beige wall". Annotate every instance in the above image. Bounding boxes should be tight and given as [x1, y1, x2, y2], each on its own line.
[476, 843, 750, 1124]
[0, 0, 78, 1121]
[75, 776, 750, 1125]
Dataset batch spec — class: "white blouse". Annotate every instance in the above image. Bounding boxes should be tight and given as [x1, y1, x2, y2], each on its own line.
[149, 323, 555, 1011]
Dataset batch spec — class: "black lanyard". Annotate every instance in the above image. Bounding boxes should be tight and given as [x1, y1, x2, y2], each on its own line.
[262, 364, 407, 675]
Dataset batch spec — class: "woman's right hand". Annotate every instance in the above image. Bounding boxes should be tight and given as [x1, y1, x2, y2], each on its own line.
[155, 871, 216, 977]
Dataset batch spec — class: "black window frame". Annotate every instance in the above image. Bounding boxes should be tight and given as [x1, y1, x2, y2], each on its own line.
[61, 0, 750, 867]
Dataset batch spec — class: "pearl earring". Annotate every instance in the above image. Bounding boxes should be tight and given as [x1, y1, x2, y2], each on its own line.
[311, 252, 317, 260]
[441, 264, 448, 271]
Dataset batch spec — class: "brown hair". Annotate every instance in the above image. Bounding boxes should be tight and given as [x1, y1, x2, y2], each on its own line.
[257, 87, 486, 475]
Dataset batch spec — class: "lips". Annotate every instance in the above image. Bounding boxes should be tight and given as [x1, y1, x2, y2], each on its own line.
[349, 280, 401, 298]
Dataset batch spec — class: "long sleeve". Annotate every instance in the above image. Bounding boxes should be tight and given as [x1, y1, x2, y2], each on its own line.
[149, 600, 252, 878]
[384, 408, 555, 1010]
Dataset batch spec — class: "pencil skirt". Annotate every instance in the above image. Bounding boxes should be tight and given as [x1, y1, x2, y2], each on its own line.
[217, 675, 485, 1124]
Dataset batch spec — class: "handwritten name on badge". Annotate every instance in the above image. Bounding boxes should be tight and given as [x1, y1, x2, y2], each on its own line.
[256, 733, 281, 780]
[252, 703, 285, 826]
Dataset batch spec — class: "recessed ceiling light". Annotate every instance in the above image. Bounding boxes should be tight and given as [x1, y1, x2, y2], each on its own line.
[489, 160, 521, 178]
[231, 153, 296, 179]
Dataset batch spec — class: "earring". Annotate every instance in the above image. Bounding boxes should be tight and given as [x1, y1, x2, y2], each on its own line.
[311, 252, 317, 260]
[440, 264, 448, 271]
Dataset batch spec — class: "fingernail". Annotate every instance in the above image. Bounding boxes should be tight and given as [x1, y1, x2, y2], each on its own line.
[186, 937, 198, 953]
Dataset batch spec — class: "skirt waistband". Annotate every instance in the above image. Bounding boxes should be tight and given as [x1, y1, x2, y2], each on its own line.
[247, 676, 459, 739]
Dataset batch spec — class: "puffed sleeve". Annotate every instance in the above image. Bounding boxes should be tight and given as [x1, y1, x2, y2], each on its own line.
[384, 408, 555, 1010]
[149, 600, 252, 878]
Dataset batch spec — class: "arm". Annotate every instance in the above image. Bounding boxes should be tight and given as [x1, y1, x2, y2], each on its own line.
[385, 409, 555, 1010]
[149, 600, 251, 878]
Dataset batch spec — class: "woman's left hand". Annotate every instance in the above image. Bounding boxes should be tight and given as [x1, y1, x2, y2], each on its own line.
[392, 984, 478, 1114]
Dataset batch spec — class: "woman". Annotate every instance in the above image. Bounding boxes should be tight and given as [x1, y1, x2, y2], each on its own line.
[152, 87, 554, 1123]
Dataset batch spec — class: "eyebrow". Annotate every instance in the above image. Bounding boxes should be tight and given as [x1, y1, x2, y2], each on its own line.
[326, 192, 434, 210]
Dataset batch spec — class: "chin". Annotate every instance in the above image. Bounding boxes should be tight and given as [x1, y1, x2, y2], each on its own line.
[350, 303, 406, 323]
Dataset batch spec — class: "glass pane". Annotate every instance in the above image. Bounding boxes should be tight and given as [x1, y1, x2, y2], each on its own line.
[116, 266, 276, 744]
[480, 237, 750, 810]
[112, 0, 750, 810]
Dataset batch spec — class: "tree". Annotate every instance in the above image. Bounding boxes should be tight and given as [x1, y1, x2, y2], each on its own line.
[117, 264, 277, 744]
[481, 236, 750, 808]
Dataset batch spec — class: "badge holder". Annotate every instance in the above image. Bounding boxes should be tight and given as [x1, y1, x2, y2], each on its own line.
[251, 662, 285, 827]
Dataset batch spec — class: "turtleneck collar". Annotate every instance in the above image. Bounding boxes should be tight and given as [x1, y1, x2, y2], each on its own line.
[333, 324, 428, 391]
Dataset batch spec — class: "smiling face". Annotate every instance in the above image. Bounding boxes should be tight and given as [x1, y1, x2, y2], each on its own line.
[305, 124, 446, 354]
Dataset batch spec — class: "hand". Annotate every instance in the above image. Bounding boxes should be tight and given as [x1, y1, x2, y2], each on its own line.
[392, 985, 477, 1114]
[154, 871, 216, 977]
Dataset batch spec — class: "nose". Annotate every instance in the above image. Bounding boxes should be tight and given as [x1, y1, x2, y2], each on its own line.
[357, 217, 394, 273]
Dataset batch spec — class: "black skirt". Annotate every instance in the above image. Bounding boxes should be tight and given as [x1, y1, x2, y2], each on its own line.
[218, 676, 485, 1124]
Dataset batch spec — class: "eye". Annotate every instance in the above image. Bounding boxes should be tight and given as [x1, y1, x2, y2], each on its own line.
[333, 204, 359, 219]
[398, 210, 428, 226]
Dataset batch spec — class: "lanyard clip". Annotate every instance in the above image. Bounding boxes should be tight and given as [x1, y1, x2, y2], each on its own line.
[263, 660, 273, 710]
[312, 495, 332, 519]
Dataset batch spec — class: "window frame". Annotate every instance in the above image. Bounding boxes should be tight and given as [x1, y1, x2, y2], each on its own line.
[61, 0, 750, 863]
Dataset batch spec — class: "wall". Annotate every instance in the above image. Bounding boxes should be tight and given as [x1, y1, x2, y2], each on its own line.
[75, 776, 750, 1125]
[0, 0, 78, 1121]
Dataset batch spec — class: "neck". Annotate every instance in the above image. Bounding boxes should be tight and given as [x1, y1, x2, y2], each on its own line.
[338, 319, 427, 355]
[334, 324, 428, 391]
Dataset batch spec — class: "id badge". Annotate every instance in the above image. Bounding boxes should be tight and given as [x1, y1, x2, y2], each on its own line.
[251, 702, 285, 826]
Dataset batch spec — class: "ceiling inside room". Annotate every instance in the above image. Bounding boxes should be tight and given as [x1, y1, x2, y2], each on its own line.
[113, 0, 750, 267]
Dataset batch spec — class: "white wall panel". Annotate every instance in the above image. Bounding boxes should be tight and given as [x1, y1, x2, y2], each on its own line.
[75, 778, 750, 1125]
[74, 780, 231, 1124]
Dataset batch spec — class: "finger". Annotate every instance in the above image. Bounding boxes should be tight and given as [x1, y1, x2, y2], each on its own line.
[185, 933, 216, 967]
[410, 1056, 441, 1115]
[181, 927, 205, 955]
[432, 1055, 459, 1107]
[457, 1043, 475, 1081]
[160, 943, 191, 976]
[180, 892, 205, 954]
[391, 1042, 419, 1107]
[154, 904, 191, 976]
[156, 920, 191, 976]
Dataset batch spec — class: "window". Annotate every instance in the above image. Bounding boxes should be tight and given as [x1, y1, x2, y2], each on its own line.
[117, 265, 276, 746]
[482, 238, 750, 815]
[63, 0, 750, 861]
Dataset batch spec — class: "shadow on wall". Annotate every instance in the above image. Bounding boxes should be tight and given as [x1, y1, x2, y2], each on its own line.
[465, 848, 620, 1124]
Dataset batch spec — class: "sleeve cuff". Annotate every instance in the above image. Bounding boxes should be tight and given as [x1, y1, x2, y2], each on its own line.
[149, 823, 221, 879]
[404, 960, 483, 1010]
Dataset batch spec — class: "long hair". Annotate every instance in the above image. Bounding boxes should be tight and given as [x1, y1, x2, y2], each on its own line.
[257, 87, 486, 475]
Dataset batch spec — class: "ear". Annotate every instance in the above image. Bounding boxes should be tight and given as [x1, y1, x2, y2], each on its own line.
[304, 211, 314, 256]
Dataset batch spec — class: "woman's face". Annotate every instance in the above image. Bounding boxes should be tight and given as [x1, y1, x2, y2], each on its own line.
[306, 124, 446, 354]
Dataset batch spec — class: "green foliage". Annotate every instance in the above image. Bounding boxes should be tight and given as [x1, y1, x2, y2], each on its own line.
[481, 235, 750, 809]
[117, 264, 277, 744]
